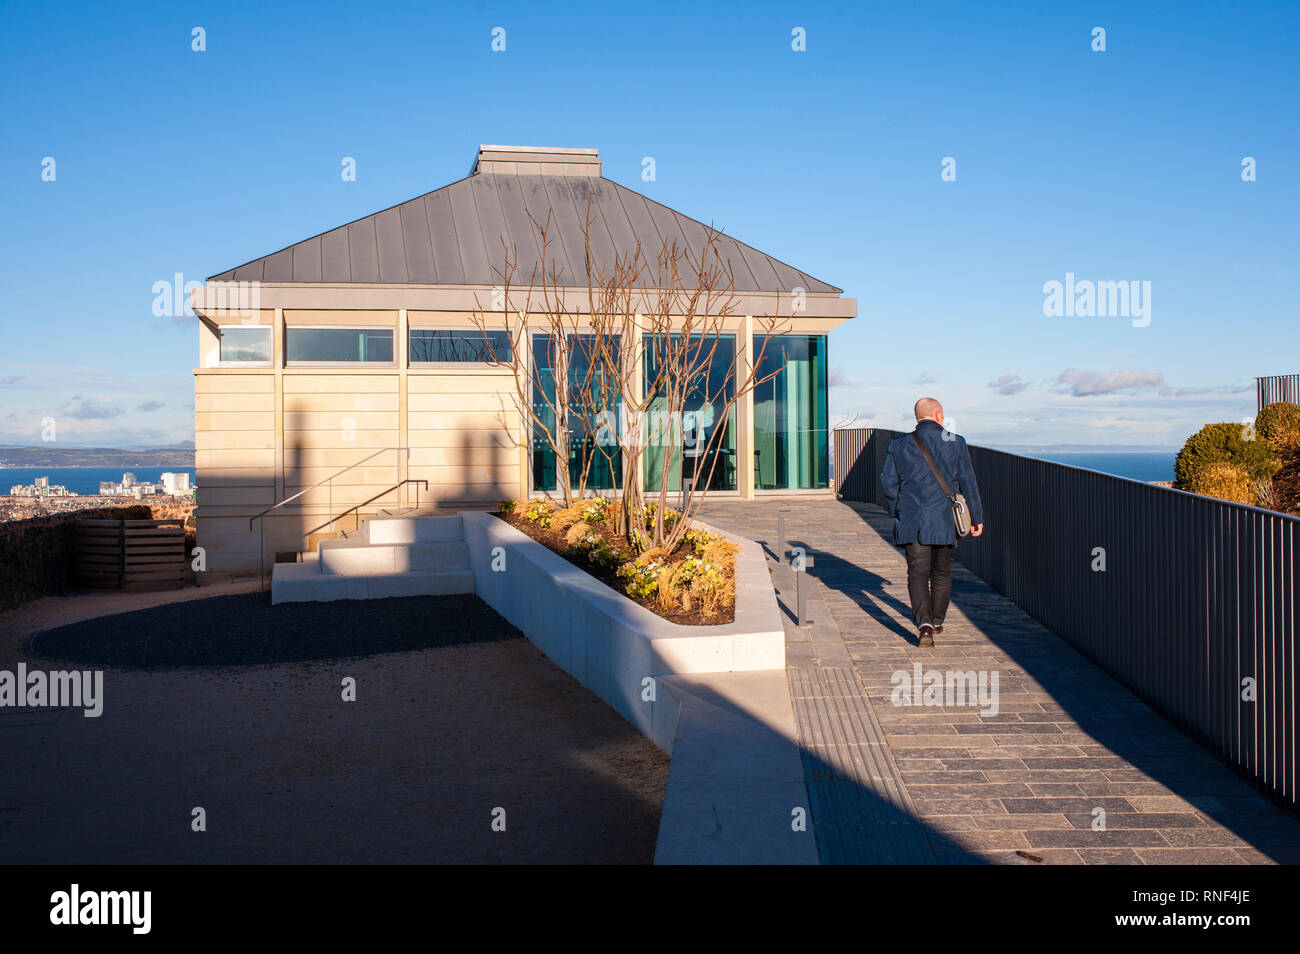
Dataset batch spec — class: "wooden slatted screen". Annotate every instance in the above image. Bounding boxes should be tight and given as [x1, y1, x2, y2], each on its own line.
[76, 518, 186, 591]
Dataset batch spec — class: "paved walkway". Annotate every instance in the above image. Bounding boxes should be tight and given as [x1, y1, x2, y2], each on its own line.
[700, 498, 1300, 865]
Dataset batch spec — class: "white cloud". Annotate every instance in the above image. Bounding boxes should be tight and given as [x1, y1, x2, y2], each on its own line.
[988, 374, 1029, 396]
[59, 396, 125, 420]
[1056, 368, 1165, 397]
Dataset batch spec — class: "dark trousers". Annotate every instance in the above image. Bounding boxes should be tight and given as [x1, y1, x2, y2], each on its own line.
[903, 541, 953, 628]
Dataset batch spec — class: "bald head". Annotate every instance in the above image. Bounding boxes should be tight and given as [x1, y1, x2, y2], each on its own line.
[914, 397, 944, 424]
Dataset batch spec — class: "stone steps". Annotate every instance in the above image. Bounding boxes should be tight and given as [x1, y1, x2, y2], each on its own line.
[271, 514, 474, 604]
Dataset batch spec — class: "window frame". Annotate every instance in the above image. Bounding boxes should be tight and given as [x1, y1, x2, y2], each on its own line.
[407, 327, 513, 366]
[283, 324, 397, 367]
[216, 324, 273, 367]
[640, 331, 738, 493]
[751, 332, 829, 491]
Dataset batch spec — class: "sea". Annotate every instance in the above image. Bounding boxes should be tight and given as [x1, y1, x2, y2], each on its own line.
[8, 455, 1175, 495]
[1021, 452, 1175, 483]
[1, 467, 197, 495]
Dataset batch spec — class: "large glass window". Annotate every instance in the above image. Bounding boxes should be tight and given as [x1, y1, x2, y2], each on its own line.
[410, 329, 512, 363]
[532, 334, 622, 492]
[218, 325, 271, 364]
[753, 335, 828, 489]
[286, 327, 394, 364]
[642, 333, 737, 493]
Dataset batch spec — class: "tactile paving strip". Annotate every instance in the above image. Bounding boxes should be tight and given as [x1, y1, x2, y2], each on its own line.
[788, 664, 935, 864]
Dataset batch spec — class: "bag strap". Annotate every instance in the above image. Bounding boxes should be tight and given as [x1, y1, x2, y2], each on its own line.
[912, 430, 954, 498]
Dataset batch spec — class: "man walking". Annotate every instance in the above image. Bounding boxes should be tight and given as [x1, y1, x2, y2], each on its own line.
[879, 398, 984, 647]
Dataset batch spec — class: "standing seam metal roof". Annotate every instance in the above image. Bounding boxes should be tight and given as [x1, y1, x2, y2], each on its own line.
[208, 172, 842, 294]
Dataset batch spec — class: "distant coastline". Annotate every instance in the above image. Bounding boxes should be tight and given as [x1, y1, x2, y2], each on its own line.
[0, 444, 195, 468]
[2, 467, 197, 497]
[986, 443, 1181, 455]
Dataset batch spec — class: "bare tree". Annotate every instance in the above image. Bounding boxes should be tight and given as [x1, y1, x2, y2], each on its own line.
[477, 204, 790, 554]
[631, 235, 788, 552]
[472, 212, 605, 507]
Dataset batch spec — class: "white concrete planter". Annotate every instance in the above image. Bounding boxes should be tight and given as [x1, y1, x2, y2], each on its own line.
[461, 511, 813, 864]
[460, 512, 785, 749]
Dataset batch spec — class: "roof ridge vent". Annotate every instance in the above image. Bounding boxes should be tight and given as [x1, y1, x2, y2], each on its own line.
[472, 144, 601, 177]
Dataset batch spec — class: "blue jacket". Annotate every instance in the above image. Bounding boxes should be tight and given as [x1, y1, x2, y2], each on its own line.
[879, 420, 984, 546]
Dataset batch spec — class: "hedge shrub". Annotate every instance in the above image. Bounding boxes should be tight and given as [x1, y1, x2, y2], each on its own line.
[1186, 461, 1254, 505]
[1256, 401, 1300, 453]
[1174, 422, 1280, 489]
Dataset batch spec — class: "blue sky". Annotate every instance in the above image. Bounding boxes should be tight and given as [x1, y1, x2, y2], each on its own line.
[1, 0, 1295, 449]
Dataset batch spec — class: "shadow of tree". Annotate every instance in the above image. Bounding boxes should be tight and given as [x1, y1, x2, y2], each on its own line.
[789, 542, 918, 643]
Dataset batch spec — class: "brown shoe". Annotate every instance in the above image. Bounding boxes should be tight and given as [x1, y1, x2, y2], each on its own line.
[934, 625, 944, 635]
[918, 624, 935, 648]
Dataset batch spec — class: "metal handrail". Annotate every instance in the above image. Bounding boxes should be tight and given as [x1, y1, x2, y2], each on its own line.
[249, 445, 410, 587]
[301, 478, 428, 540]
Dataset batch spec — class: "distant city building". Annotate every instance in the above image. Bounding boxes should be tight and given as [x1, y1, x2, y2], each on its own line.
[7, 476, 75, 497]
[99, 472, 156, 497]
[97, 472, 192, 498]
[160, 472, 192, 495]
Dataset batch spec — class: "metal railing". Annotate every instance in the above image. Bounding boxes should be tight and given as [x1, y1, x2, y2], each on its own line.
[834, 426, 1299, 813]
[248, 445, 411, 587]
[1257, 374, 1300, 411]
[832, 426, 883, 500]
[302, 479, 428, 541]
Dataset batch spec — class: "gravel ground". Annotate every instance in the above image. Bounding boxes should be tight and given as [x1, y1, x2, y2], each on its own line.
[0, 590, 668, 864]
[30, 592, 521, 668]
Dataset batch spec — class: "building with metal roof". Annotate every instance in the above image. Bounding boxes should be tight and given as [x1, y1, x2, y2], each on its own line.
[210, 145, 840, 295]
[190, 144, 855, 574]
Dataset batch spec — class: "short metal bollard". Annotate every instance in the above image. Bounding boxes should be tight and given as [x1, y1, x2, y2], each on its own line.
[777, 509, 790, 565]
[790, 544, 814, 626]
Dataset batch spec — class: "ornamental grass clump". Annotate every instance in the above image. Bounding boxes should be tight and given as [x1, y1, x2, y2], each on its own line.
[565, 524, 599, 551]
[632, 533, 739, 618]
[635, 546, 670, 566]
[681, 526, 730, 556]
[549, 506, 584, 535]
[694, 539, 740, 615]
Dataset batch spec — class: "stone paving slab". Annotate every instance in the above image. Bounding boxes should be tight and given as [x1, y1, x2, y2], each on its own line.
[701, 497, 1300, 865]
